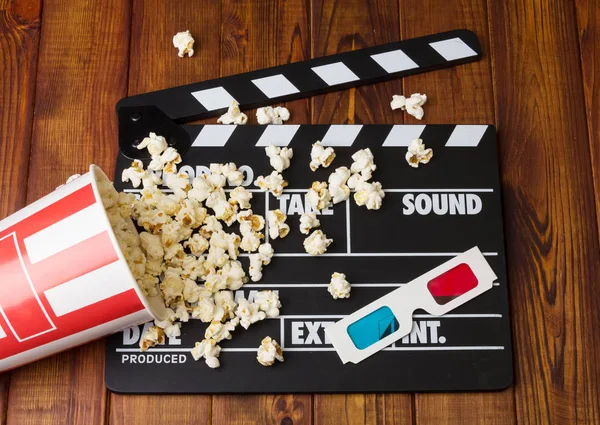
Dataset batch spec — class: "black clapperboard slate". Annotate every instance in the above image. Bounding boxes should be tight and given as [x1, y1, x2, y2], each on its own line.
[105, 30, 513, 393]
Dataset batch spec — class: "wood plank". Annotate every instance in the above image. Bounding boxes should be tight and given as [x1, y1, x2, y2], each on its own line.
[5, 0, 130, 424]
[398, 1, 516, 423]
[0, 1, 42, 422]
[575, 0, 600, 242]
[311, 1, 411, 424]
[489, 0, 600, 423]
[212, 0, 312, 421]
[109, 0, 219, 422]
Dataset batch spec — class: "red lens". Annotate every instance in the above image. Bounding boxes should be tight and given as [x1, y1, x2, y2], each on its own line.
[427, 263, 478, 305]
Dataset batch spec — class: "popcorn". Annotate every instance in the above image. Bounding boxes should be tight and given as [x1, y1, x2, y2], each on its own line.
[192, 297, 224, 322]
[299, 212, 320, 235]
[240, 231, 263, 253]
[328, 166, 351, 204]
[254, 171, 288, 197]
[164, 171, 191, 199]
[139, 232, 164, 259]
[229, 186, 252, 209]
[161, 221, 192, 248]
[206, 246, 229, 270]
[205, 190, 237, 224]
[145, 257, 164, 277]
[306, 181, 332, 211]
[405, 93, 427, 120]
[217, 100, 248, 125]
[220, 260, 248, 290]
[257, 337, 284, 366]
[148, 147, 182, 174]
[214, 290, 237, 320]
[204, 318, 239, 342]
[204, 270, 229, 293]
[235, 298, 267, 329]
[309, 141, 336, 171]
[237, 210, 265, 234]
[123, 246, 146, 279]
[173, 300, 190, 322]
[173, 30, 195, 58]
[183, 277, 212, 303]
[303, 230, 332, 255]
[188, 175, 213, 203]
[160, 267, 185, 305]
[346, 173, 366, 190]
[256, 106, 290, 125]
[139, 326, 165, 351]
[354, 180, 385, 210]
[390, 94, 407, 110]
[176, 198, 207, 228]
[137, 274, 160, 297]
[181, 255, 204, 280]
[350, 148, 376, 180]
[253, 290, 281, 318]
[183, 233, 209, 256]
[248, 243, 274, 282]
[210, 163, 244, 187]
[405, 138, 433, 168]
[121, 160, 146, 188]
[137, 132, 168, 156]
[328, 272, 351, 299]
[200, 215, 223, 238]
[154, 320, 181, 339]
[267, 209, 290, 240]
[191, 339, 222, 368]
[209, 230, 240, 259]
[265, 145, 294, 172]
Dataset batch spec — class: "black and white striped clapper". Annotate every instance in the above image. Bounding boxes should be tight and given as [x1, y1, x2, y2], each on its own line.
[117, 30, 482, 122]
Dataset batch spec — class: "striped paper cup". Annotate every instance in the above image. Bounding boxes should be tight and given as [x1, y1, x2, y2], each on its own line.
[0, 165, 166, 372]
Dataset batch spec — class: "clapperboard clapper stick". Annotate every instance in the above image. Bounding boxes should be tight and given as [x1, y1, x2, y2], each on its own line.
[115, 29, 482, 159]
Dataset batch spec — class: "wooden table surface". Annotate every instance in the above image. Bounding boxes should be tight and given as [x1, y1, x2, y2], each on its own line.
[1, 0, 599, 423]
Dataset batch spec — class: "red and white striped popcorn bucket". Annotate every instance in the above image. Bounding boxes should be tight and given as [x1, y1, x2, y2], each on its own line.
[0, 165, 164, 372]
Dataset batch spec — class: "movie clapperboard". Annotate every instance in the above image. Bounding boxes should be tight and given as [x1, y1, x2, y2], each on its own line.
[105, 30, 513, 393]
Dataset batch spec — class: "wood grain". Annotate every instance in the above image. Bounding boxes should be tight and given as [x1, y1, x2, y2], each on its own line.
[5, 0, 130, 424]
[311, 1, 411, 424]
[110, 1, 219, 422]
[311, 0, 402, 125]
[213, 1, 312, 421]
[490, 0, 600, 423]
[575, 0, 600, 242]
[398, 1, 516, 423]
[0, 1, 42, 423]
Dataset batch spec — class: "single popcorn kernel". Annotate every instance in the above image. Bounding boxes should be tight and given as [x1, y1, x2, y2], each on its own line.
[267, 209, 290, 240]
[405, 138, 433, 168]
[173, 30, 195, 58]
[217, 101, 248, 125]
[257, 336, 284, 366]
[353, 181, 385, 210]
[265, 144, 294, 173]
[303, 230, 333, 255]
[139, 326, 165, 351]
[299, 212, 320, 235]
[328, 272, 351, 299]
[309, 141, 336, 171]
[306, 181, 331, 211]
[254, 171, 288, 197]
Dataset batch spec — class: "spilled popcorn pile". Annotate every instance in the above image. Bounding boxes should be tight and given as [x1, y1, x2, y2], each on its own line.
[96, 94, 433, 367]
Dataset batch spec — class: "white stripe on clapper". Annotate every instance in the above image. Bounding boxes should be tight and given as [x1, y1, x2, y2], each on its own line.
[255, 125, 301, 147]
[311, 62, 360, 86]
[429, 38, 478, 61]
[321, 125, 363, 147]
[190, 87, 237, 111]
[445, 125, 488, 147]
[191, 125, 237, 147]
[251, 74, 300, 99]
[44, 260, 133, 317]
[24, 203, 107, 264]
[382, 125, 427, 147]
[370, 49, 419, 73]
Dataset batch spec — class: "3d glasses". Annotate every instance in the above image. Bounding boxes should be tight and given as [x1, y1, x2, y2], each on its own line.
[325, 246, 497, 364]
